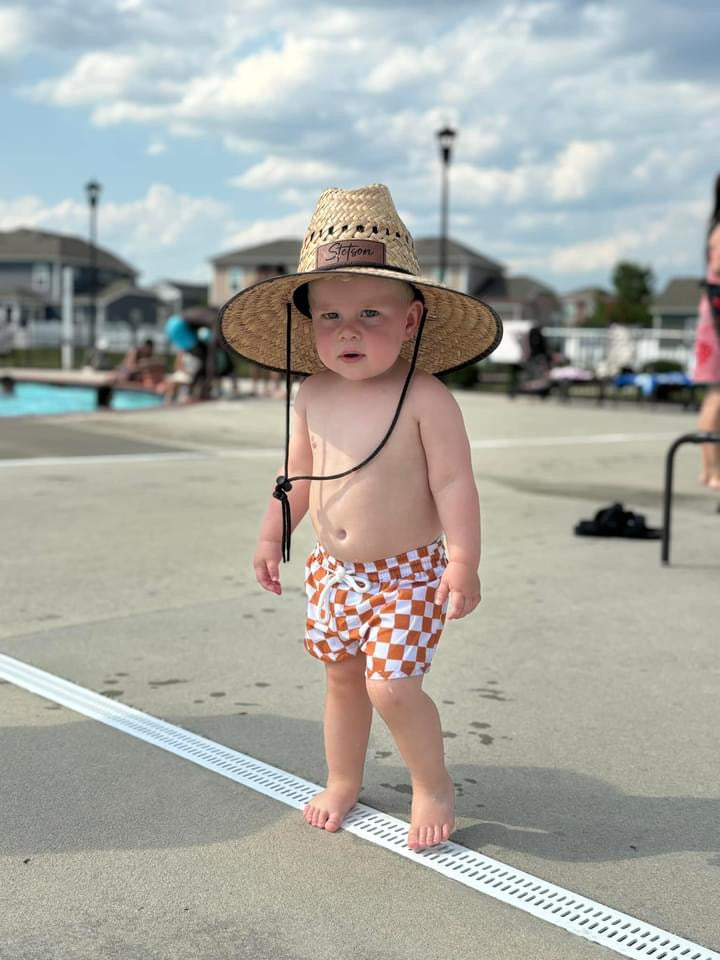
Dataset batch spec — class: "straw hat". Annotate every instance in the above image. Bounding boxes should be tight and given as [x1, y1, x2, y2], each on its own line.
[218, 184, 502, 375]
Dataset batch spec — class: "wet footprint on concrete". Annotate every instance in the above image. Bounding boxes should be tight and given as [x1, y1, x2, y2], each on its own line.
[470, 687, 509, 702]
[380, 782, 412, 795]
[148, 679, 187, 688]
[100, 689, 124, 698]
[373, 750, 392, 760]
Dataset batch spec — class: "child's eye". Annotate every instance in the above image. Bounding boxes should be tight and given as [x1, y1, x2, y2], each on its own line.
[360, 309, 380, 319]
[320, 312, 339, 321]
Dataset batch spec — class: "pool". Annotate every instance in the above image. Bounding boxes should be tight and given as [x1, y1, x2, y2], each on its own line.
[0, 381, 164, 417]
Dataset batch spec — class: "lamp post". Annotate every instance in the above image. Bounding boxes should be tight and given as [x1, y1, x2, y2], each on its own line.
[84, 179, 102, 352]
[436, 126, 457, 284]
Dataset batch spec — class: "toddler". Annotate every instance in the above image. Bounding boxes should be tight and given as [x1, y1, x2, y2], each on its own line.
[219, 185, 501, 850]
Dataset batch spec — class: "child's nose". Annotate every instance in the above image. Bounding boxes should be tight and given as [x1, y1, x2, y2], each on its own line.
[338, 321, 361, 339]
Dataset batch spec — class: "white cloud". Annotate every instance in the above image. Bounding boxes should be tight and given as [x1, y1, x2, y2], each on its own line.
[550, 141, 613, 201]
[0, 184, 226, 279]
[223, 209, 313, 250]
[5, 0, 720, 291]
[230, 157, 345, 190]
[0, 7, 31, 57]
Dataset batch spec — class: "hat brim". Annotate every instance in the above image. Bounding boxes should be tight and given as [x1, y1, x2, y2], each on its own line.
[217, 267, 503, 377]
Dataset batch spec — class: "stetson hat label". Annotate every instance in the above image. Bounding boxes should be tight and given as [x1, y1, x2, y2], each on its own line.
[316, 239, 386, 269]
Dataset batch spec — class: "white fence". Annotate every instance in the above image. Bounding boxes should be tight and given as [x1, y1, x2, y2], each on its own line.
[490, 323, 694, 374]
[6, 321, 168, 354]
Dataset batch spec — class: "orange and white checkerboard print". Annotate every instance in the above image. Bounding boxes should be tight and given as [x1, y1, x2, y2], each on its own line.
[304, 539, 448, 680]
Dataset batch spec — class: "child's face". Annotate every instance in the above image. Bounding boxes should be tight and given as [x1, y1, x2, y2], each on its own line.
[308, 275, 422, 380]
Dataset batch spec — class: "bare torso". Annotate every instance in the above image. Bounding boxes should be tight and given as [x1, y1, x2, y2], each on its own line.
[301, 364, 442, 562]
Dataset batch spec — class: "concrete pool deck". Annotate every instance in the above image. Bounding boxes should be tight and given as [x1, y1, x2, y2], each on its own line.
[1, 391, 719, 959]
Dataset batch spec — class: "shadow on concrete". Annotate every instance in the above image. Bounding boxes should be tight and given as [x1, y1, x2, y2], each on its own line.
[3, 711, 719, 867]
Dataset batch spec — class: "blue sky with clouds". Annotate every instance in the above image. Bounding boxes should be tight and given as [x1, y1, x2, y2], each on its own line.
[2, 0, 719, 296]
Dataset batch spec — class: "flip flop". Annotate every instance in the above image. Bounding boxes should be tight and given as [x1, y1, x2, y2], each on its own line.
[574, 502, 661, 539]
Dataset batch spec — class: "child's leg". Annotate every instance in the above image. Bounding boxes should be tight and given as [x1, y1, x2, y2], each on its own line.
[366, 676, 454, 851]
[304, 655, 372, 832]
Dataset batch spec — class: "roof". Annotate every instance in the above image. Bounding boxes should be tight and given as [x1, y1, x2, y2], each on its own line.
[653, 277, 703, 311]
[414, 237, 504, 272]
[156, 279, 209, 299]
[561, 286, 611, 299]
[0, 228, 137, 277]
[97, 280, 159, 304]
[476, 274, 559, 302]
[0, 286, 47, 304]
[210, 239, 302, 267]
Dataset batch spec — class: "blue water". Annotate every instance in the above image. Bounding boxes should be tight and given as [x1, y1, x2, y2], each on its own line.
[0, 381, 164, 417]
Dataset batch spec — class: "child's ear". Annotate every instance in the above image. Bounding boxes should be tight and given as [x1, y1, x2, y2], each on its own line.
[404, 299, 423, 339]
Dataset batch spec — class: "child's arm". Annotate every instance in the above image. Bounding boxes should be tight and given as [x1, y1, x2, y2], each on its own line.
[417, 376, 481, 620]
[254, 381, 314, 595]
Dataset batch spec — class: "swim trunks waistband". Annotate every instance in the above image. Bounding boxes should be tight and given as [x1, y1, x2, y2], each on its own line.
[312, 538, 445, 583]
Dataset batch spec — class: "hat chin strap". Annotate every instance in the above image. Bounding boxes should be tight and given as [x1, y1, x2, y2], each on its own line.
[273, 302, 428, 562]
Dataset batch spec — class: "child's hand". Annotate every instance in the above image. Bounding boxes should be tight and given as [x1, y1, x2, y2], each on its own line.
[437, 561, 481, 621]
[253, 539, 283, 595]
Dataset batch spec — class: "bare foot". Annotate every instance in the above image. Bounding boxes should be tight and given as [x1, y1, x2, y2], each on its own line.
[408, 776, 455, 851]
[303, 783, 359, 833]
[708, 473, 720, 491]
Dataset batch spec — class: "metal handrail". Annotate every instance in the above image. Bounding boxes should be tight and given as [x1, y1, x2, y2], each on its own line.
[662, 431, 720, 564]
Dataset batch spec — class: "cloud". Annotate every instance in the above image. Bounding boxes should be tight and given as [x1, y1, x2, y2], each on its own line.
[550, 141, 613, 201]
[221, 209, 313, 252]
[0, 184, 226, 280]
[0, 7, 32, 58]
[230, 157, 345, 190]
[5, 0, 720, 292]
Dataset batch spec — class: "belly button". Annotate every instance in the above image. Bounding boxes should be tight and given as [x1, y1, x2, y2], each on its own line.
[337, 529, 347, 540]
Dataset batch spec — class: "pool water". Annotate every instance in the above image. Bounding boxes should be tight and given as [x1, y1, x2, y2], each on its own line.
[0, 382, 164, 417]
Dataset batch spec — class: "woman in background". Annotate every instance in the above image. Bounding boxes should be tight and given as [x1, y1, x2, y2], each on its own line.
[695, 175, 720, 489]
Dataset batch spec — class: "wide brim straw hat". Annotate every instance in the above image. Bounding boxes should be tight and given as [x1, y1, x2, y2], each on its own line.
[218, 183, 502, 377]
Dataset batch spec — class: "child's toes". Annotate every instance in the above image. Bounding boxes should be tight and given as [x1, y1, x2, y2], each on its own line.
[324, 812, 341, 833]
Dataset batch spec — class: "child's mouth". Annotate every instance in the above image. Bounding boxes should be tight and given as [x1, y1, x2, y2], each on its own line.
[339, 352, 365, 362]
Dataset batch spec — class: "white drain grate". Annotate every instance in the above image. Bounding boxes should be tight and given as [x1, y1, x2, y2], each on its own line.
[1, 653, 717, 960]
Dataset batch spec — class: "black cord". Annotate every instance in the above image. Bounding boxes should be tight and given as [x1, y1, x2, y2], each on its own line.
[273, 302, 428, 561]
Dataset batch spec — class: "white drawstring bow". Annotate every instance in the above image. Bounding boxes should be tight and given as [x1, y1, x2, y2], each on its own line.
[317, 565, 370, 623]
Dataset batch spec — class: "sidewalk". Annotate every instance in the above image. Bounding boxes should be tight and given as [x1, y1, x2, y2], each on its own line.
[1, 392, 718, 959]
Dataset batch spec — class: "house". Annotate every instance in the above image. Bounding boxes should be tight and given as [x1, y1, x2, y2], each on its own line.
[0, 227, 164, 347]
[651, 277, 702, 333]
[152, 279, 209, 316]
[560, 287, 612, 326]
[210, 240, 302, 307]
[478, 274, 562, 325]
[210, 235, 559, 325]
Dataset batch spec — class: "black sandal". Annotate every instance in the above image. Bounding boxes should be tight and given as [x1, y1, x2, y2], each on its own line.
[574, 502, 661, 539]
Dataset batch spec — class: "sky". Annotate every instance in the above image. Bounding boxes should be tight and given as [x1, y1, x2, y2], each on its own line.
[2, 0, 719, 297]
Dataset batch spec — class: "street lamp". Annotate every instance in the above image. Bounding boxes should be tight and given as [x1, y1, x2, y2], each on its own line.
[436, 126, 457, 284]
[84, 179, 102, 352]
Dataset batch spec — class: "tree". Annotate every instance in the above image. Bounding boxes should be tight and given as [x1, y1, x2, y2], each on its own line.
[584, 261, 655, 327]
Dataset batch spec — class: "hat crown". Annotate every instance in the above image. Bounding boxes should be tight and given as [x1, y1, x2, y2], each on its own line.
[298, 184, 420, 277]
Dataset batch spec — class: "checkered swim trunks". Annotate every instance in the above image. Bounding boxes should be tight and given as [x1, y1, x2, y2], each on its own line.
[304, 539, 448, 681]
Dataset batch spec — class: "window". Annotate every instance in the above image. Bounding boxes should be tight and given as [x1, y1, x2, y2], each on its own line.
[31, 262, 52, 294]
[229, 267, 244, 292]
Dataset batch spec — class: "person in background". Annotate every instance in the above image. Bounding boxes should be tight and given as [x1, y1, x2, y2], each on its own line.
[694, 175, 720, 490]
